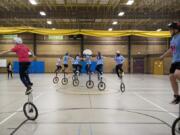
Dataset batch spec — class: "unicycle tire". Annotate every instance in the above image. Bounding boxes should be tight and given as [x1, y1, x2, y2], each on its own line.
[98, 82, 106, 91]
[53, 76, 59, 84]
[73, 79, 79, 87]
[120, 82, 125, 92]
[86, 80, 94, 89]
[172, 117, 180, 135]
[23, 102, 38, 121]
[72, 75, 75, 80]
[61, 78, 68, 85]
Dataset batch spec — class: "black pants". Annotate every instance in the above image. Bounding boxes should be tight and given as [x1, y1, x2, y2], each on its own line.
[55, 65, 62, 74]
[7, 70, 13, 79]
[86, 64, 91, 74]
[96, 64, 103, 75]
[19, 62, 32, 88]
[115, 64, 123, 77]
[73, 64, 82, 74]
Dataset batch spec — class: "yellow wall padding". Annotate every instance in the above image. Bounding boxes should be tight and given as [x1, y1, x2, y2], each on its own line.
[0, 27, 171, 38]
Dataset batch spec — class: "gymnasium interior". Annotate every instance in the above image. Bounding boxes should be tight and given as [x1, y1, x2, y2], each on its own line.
[0, 0, 180, 135]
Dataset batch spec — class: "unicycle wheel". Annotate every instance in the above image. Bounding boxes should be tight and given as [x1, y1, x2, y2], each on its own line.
[86, 80, 94, 89]
[172, 117, 180, 135]
[53, 76, 59, 84]
[98, 81, 106, 91]
[120, 82, 125, 92]
[73, 79, 79, 87]
[23, 102, 38, 121]
[61, 78, 68, 85]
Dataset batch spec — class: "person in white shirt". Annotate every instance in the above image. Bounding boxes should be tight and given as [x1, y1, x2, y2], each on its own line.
[54, 57, 62, 75]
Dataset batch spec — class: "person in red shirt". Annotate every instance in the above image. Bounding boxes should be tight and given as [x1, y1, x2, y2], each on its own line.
[0, 37, 34, 95]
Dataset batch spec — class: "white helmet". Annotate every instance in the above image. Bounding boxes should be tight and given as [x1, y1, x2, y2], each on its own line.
[14, 37, 23, 44]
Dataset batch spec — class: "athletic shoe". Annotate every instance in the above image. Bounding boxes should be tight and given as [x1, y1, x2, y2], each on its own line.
[171, 96, 180, 104]
[25, 87, 32, 95]
[122, 72, 125, 76]
[29, 82, 33, 86]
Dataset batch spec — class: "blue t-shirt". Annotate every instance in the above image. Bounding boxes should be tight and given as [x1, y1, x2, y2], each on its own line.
[170, 33, 180, 63]
[63, 55, 69, 64]
[96, 56, 104, 65]
[73, 56, 80, 65]
[114, 55, 125, 65]
[85, 55, 91, 65]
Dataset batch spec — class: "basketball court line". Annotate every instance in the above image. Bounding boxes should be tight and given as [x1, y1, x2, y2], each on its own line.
[0, 92, 45, 126]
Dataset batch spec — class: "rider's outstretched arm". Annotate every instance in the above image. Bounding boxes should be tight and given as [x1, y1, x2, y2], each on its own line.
[160, 48, 172, 59]
[0, 50, 12, 55]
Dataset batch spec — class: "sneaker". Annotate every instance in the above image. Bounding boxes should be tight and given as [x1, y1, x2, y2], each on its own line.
[171, 96, 180, 104]
[25, 87, 32, 95]
[29, 82, 33, 86]
[122, 72, 125, 76]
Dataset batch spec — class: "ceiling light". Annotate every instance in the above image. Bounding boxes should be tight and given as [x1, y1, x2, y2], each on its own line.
[29, 0, 37, 5]
[118, 12, 125, 16]
[156, 28, 162, 32]
[108, 28, 113, 31]
[47, 20, 52, 25]
[126, 0, 134, 5]
[112, 21, 118, 25]
[40, 11, 46, 16]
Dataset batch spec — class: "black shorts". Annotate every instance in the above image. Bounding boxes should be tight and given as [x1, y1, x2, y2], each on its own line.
[170, 62, 180, 74]
[64, 64, 68, 68]
[56, 65, 62, 69]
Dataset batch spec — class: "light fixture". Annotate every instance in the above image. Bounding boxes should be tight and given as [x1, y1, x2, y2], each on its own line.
[126, 0, 134, 5]
[108, 28, 113, 31]
[112, 21, 118, 25]
[118, 12, 125, 16]
[29, 0, 37, 5]
[47, 20, 52, 25]
[52, 28, 56, 30]
[40, 11, 46, 16]
[156, 28, 162, 32]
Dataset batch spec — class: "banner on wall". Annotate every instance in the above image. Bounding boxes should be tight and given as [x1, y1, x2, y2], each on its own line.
[48, 35, 63, 40]
[2, 35, 17, 39]
[0, 59, 7, 67]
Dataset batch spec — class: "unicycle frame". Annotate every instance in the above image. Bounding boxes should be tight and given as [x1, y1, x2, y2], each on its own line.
[23, 92, 38, 121]
[119, 71, 125, 92]
[86, 67, 94, 89]
[97, 73, 106, 91]
[172, 81, 180, 135]
[72, 71, 79, 87]
[53, 68, 62, 84]
[28, 92, 33, 103]
[61, 68, 68, 85]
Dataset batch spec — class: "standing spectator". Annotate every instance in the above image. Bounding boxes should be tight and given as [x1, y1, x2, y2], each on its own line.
[7, 62, 13, 79]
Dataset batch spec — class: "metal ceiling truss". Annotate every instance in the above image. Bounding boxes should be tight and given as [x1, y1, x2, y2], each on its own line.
[0, 0, 179, 30]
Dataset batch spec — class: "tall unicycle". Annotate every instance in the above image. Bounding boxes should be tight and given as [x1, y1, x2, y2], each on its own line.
[23, 91, 38, 121]
[53, 76, 59, 84]
[86, 71, 94, 89]
[172, 104, 180, 135]
[72, 71, 79, 87]
[98, 73, 106, 91]
[119, 71, 125, 92]
[61, 69, 68, 85]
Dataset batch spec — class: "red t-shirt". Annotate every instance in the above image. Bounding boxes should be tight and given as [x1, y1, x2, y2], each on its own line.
[11, 44, 30, 62]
